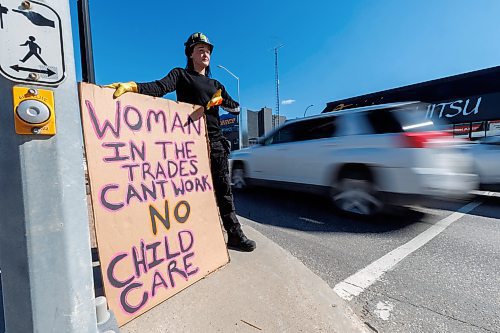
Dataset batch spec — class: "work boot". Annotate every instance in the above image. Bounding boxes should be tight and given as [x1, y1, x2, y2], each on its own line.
[227, 227, 256, 252]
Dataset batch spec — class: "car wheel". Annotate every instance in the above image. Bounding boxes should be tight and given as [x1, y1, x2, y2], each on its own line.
[231, 164, 247, 189]
[331, 171, 383, 217]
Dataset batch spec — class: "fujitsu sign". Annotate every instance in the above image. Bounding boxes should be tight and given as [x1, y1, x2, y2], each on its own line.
[419, 92, 500, 123]
[424, 97, 482, 120]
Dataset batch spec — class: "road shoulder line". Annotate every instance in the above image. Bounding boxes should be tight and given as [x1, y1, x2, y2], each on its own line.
[333, 201, 482, 301]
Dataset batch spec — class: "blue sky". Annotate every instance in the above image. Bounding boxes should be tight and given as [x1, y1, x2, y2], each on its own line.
[69, 0, 500, 119]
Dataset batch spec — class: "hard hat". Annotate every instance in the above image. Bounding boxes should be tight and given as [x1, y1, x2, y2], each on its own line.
[184, 32, 214, 55]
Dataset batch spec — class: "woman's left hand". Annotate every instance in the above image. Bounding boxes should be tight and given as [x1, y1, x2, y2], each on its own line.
[207, 89, 223, 109]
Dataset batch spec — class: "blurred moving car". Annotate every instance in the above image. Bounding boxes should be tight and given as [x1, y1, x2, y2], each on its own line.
[229, 102, 478, 217]
[461, 136, 500, 191]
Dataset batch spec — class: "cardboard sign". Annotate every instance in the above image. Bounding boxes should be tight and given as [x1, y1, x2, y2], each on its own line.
[79, 83, 229, 326]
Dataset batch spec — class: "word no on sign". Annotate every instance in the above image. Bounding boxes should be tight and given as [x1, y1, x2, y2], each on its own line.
[0, 0, 65, 85]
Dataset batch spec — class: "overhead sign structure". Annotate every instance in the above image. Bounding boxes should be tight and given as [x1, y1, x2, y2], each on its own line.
[0, 0, 65, 85]
[79, 83, 229, 326]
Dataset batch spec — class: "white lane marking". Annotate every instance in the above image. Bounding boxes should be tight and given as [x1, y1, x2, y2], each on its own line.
[471, 190, 500, 198]
[374, 301, 394, 320]
[334, 201, 481, 301]
[299, 217, 325, 225]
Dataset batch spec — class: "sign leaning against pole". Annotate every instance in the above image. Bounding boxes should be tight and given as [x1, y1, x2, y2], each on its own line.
[79, 83, 229, 326]
[0, 0, 98, 332]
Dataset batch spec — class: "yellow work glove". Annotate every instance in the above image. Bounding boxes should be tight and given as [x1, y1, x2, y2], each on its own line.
[206, 89, 223, 109]
[104, 81, 138, 99]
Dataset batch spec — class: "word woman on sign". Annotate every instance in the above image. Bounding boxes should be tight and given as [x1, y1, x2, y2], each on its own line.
[84, 99, 214, 211]
[106, 32, 256, 252]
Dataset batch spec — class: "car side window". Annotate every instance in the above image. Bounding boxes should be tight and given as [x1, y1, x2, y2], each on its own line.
[268, 117, 337, 144]
[366, 109, 403, 134]
[268, 123, 302, 144]
[298, 117, 337, 141]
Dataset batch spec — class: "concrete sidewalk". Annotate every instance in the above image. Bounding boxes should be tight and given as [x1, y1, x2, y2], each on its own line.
[121, 221, 368, 333]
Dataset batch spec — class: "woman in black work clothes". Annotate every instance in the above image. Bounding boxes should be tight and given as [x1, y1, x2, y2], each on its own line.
[108, 32, 256, 252]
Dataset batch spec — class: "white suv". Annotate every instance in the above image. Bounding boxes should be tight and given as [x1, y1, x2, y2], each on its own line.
[229, 102, 478, 217]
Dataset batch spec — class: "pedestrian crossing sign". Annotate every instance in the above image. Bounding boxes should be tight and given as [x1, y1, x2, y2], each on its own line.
[0, 0, 65, 85]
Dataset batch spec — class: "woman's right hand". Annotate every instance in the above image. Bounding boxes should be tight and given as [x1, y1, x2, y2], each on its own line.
[104, 81, 138, 99]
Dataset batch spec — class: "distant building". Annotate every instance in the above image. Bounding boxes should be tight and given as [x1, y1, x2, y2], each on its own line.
[223, 107, 288, 149]
[247, 107, 272, 139]
[244, 107, 287, 146]
[272, 114, 286, 128]
[246, 108, 259, 141]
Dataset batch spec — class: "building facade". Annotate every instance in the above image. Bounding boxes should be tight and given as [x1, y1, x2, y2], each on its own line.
[245, 107, 277, 146]
[222, 107, 288, 149]
[322, 66, 500, 140]
[272, 114, 287, 128]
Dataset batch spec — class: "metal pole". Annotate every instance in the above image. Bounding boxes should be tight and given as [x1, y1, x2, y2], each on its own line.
[275, 48, 279, 128]
[77, 0, 96, 83]
[0, 0, 98, 331]
[236, 77, 242, 149]
[273, 44, 284, 129]
[217, 64, 242, 149]
[237, 76, 240, 108]
[304, 104, 314, 117]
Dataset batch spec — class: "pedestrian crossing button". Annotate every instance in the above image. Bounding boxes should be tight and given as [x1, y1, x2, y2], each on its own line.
[17, 99, 50, 124]
[13, 86, 56, 135]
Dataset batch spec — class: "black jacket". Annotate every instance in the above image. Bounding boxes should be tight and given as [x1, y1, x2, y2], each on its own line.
[137, 68, 239, 141]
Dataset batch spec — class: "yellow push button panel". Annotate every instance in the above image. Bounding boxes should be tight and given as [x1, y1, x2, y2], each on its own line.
[13, 86, 56, 135]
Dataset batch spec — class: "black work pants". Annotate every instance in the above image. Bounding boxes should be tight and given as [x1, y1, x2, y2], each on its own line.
[209, 139, 241, 233]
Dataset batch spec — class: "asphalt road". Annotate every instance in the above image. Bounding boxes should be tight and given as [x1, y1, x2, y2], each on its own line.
[1, 189, 498, 333]
[233, 188, 500, 333]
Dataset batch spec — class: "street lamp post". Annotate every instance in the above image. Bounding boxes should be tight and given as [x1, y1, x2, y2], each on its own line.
[217, 65, 242, 149]
[304, 104, 314, 117]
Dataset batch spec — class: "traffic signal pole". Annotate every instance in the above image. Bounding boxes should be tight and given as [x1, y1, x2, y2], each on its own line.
[77, 0, 95, 83]
[0, 0, 98, 331]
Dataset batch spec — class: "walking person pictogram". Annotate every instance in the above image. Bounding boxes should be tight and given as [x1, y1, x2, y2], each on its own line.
[19, 36, 47, 65]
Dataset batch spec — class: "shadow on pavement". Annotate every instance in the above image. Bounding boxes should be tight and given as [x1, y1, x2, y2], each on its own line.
[469, 194, 500, 220]
[233, 187, 426, 234]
